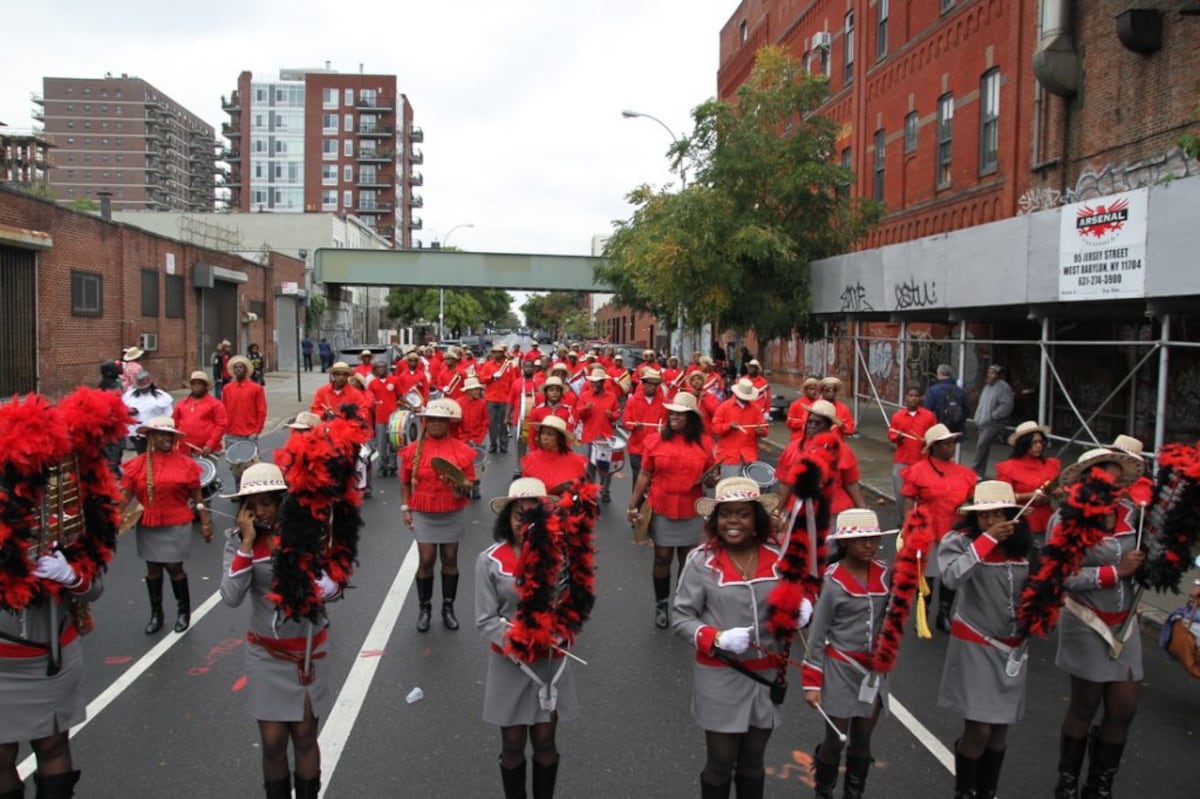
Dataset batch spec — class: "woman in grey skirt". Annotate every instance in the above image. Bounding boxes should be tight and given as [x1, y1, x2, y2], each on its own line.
[936, 481, 1032, 799]
[119, 416, 212, 635]
[220, 463, 343, 799]
[673, 477, 799, 799]
[477, 478, 579, 799]
[802, 509, 898, 799]
[627, 391, 716, 629]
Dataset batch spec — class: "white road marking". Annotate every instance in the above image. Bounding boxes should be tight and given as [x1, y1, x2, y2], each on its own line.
[318, 541, 419, 798]
[17, 590, 224, 780]
[890, 696, 955, 773]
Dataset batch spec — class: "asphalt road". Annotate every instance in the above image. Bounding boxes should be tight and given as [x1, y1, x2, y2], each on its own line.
[24, 429, 1200, 798]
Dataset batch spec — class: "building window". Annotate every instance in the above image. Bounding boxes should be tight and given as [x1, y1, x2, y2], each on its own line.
[877, 0, 889, 59]
[70, 271, 103, 317]
[344, 113, 354, 132]
[344, 88, 354, 106]
[322, 190, 337, 210]
[323, 139, 337, 160]
[873, 129, 886, 201]
[343, 164, 353, 181]
[256, 88, 267, 102]
[937, 93, 954, 189]
[165, 274, 184, 319]
[739, 20, 748, 43]
[140, 269, 159, 317]
[941, 0, 955, 12]
[819, 47, 830, 78]
[343, 139, 353, 157]
[904, 111, 918, 153]
[343, 190, 353, 208]
[843, 12, 854, 83]
[979, 68, 1000, 175]
[839, 147, 852, 198]
[323, 113, 337, 133]
[322, 165, 337, 185]
[323, 88, 337, 109]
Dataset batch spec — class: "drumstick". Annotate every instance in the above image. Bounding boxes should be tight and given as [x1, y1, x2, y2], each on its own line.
[185, 442, 205, 453]
[1012, 480, 1052, 521]
[816, 704, 848, 743]
[1135, 501, 1148, 550]
[887, 427, 921, 441]
[499, 619, 588, 665]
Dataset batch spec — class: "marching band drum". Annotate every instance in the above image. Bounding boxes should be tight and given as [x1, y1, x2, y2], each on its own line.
[224, 440, 260, 489]
[589, 436, 627, 475]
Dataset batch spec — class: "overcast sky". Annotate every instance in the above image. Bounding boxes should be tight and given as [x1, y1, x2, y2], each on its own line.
[2, 0, 735, 256]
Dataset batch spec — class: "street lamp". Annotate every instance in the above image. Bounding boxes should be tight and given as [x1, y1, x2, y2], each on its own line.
[437, 223, 475, 341]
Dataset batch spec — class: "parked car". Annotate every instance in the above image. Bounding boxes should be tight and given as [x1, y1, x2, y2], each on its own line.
[337, 344, 395, 366]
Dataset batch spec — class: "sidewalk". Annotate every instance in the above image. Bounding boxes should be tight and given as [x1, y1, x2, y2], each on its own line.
[168, 368, 328, 435]
[758, 403, 1197, 633]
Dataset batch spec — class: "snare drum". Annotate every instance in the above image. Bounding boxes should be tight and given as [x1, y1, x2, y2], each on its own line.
[193, 455, 221, 500]
[472, 444, 488, 476]
[388, 409, 418, 449]
[742, 460, 777, 491]
[590, 436, 627, 474]
[402, 389, 424, 411]
[225, 440, 260, 487]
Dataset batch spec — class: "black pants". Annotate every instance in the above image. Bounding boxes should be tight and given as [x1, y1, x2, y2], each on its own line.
[303, 353, 313, 371]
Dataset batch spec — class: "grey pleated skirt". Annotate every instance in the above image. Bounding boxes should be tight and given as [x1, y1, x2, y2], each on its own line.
[412, 509, 466, 545]
[1055, 612, 1143, 683]
[0, 639, 87, 741]
[482, 649, 579, 727]
[652, 515, 703, 549]
[691, 663, 781, 733]
[136, 522, 194, 562]
[817, 658, 890, 719]
[244, 637, 334, 722]
[938, 638, 1027, 724]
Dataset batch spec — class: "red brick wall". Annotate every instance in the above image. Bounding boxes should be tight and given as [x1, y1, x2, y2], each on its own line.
[593, 303, 658, 348]
[0, 187, 304, 397]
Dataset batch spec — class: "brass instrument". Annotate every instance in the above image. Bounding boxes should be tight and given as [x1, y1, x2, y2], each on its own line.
[37, 456, 85, 676]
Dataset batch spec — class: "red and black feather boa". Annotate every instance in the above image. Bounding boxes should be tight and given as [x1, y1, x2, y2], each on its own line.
[870, 506, 935, 674]
[1017, 467, 1119, 638]
[0, 389, 128, 611]
[1138, 443, 1200, 593]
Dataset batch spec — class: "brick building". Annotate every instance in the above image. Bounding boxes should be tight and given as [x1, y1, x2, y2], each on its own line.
[222, 68, 422, 249]
[592, 302, 661, 350]
[0, 186, 305, 397]
[0, 125, 54, 190]
[33, 75, 220, 212]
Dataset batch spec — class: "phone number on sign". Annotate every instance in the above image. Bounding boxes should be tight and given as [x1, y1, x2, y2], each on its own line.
[1078, 273, 1122, 286]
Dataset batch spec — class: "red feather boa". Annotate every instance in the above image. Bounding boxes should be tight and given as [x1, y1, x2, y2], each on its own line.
[870, 506, 935, 673]
[764, 450, 833, 642]
[1138, 442, 1200, 593]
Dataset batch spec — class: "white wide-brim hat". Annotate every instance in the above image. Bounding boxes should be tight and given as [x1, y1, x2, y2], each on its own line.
[188, 370, 212, 386]
[640, 368, 663, 383]
[136, 416, 187, 437]
[1007, 420, 1051, 447]
[959, 480, 1020, 513]
[228, 355, 253, 373]
[123, 346, 145, 361]
[806, 399, 842, 426]
[1060, 447, 1144, 487]
[220, 462, 288, 499]
[664, 392, 700, 414]
[1109, 434, 1145, 459]
[490, 477, 549, 514]
[922, 423, 962, 453]
[695, 477, 780, 518]
[286, 411, 323, 430]
[535, 414, 573, 441]
[827, 508, 900, 540]
[328, 361, 353, 375]
[462, 377, 484, 391]
[541, 376, 565, 391]
[732, 378, 759, 402]
[420, 398, 463, 420]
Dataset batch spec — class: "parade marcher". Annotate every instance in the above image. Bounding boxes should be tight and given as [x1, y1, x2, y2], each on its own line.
[247, 343, 266, 385]
[119, 417, 211, 635]
[626, 392, 715, 629]
[173, 371, 228, 457]
[802, 509, 899, 799]
[608, 354, 633, 398]
[520, 416, 588, 495]
[887, 386, 938, 523]
[437, 347, 467, 402]
[673, 478, 805, 799]
[119, 345, 146, 391]
[395, 348, 430, 406]
[685, 371, 720, 433]
[937, 482, 1032, 799]
[366, 359, 402, 476]
[479, 344, 517, 454]
[526, 376, 576, 452]
[786, 378, 822, 442]
[901, 424, 978, 633]
[819, 377, 856, 436]
[353, 349, 374, 378]
[399, 399, 478, 632]
[776, 400, 866, 516]
[621, 368, 666, 481]
[970, 365, 1014, 478]
[577, 367, 620, 502]
[711, 378, 768, 479]
[122, 371, 174, 454]
[661, 355, 684, 392]
[994, 421, 1061, 563]
[508, 358, 542, 474]
[223, 355, 268, 447]
[635, 349, 661, 384]
[310, 362, 370, 425]
[1048, 448, 1145, 799]
[301, 335, 314, 372]
[744, 360, 770, 418]
[457, 377, 488, 499]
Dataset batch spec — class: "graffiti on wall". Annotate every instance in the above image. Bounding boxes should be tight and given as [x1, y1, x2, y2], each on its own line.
[906, 330, 950, 388]
[892, 276, 939, 311]
[840, 282, 875, 312]
[867, 341, 895, 381]
[1017, 147, 1198, 215]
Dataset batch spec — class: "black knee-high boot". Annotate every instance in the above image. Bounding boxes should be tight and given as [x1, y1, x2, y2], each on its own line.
[976, 748, 1005, 799]
[843, 753, 872, 799]
[263, 774, 290, 799]
[812, 746, 840, 799]
[441, 572, 460, 630]
[734, 772, 764, 799]
[653, 575, 671, 628]
[416, 576, 434, 632]
[33, 770, 80, 799]
[1055, 733, 1088, 799]
[954, 746, 980, 799]
[700, 772, 731, 799]
[144, 576, 164, 634]
[1081, 736, 1124, 799]
[293, 771, 321, 799]
[500, 759, 527, 799]
[170, 576, 191, 633]
[936, 582, 956, 633]
[531, 758, 559, 799]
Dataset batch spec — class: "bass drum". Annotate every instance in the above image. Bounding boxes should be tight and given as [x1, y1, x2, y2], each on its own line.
[590, 436, 627, 474]
[402, 389, 424, 411]
[742, 460, 777, 492]
[388, 409, 420, 449]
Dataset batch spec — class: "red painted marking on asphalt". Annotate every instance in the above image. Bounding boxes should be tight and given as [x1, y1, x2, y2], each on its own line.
[422, 647, 433, 657]
[231, 675, 248, 692]
[766, 752, 888, 784]
[187, 637, 244, 676]
[359, 649, 385, 658]
[104, 656, 134, 665]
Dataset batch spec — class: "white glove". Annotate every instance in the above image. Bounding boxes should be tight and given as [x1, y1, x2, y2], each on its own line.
[715, 625, 754, 654]
[798, 598, 814, 629]
[33, 551, 80, 587]
[316, 571, 340, 599]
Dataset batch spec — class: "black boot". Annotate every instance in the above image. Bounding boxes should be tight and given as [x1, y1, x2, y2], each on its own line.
[654, 600, 670, 629]
[954, 746, 980, 799]
[32, 770, 80, 799]
[531, 758, 559, 799]
[170, 576, 191, 633]
[976, 747, 1005, 799]
[263, 775, 290, 799]
[1054, 733, 1088, 799]
[416, 576, 434, 632]
[936, 584, 956, 634]
[500, 759, 527, 799]
[734, 772, 764, 799]
[812, 747, 839, 799]
[0, 782, 23, 799]
[441, 573, 460, 630]
[700, 773, 731, 799]
[293, 771, 320, 799]
[842, 753, 872, 799]
[1081, 738, 1124, 799]
[144, 576, 164, 634]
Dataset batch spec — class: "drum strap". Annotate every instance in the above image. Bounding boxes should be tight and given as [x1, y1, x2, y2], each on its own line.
[1063, 596, 1135, 655]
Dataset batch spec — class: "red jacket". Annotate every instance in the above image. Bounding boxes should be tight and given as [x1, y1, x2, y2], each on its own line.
[478, 358, 516, 403]
[173, 394, 228, 452]
[121, 451, 200, 527]
[777, 435, 863, 515]
[368, 375, 403, 425]
[311, 383, 370, 426]
[641, 433, 715, 518]
[520, 448, 588, 491]
[831, 399, 857, 436]
[621, 392, 667, 455]
[888, 407, 938, 465]
[457, 394, 488, 445]
[786, 397, 813, 441]
[711, 397, 766, 465]
[222, 378, 266, 436]
[526, 402, 575, 451]
[394, 364, 429, 404]
[576, 385, 620, 443]
[400, 435, 477, 513]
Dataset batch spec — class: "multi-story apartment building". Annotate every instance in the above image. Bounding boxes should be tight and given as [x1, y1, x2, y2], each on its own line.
[34, 74, 220, 211]
[222, 68, 423, 249]
[0, 124, 54, 190]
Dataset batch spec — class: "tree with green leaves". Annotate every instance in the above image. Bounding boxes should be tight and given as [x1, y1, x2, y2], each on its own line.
[598, 46, 881, 341]
[385, 288, 511, 337]
[521, 292, 587, 341]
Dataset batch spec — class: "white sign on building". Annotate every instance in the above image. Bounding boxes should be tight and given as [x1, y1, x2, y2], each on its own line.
[1058, 188, 1148, 301]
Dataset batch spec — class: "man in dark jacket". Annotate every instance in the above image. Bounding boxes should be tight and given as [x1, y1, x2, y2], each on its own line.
[923, 364, 969, 434]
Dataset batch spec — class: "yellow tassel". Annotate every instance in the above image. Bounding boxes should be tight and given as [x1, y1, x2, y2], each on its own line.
[915, 554, 932, 640]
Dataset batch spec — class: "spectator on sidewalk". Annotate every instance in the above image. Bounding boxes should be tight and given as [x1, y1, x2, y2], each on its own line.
[301, 335, 314, 372]
[923, 364, 969, 435]
[247, 343, 266, 386]
[888, 386, 937, 524]
[123, 372, 174, 454]
[120, 345, 146, 391]
[971, 364, 1014, 477]
[318, 338, 333, 372]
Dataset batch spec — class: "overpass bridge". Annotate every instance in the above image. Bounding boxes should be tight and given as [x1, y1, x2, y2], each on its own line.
[313, 248, 611, 291]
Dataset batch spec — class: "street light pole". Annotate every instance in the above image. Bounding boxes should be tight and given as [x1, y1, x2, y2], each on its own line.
[437, 223, 475, 341]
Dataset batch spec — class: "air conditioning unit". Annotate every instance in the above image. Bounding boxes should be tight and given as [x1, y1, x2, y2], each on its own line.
[812, 31, 832, 49]
[139, 332, 159, 352]
[242, 311, 259, 323]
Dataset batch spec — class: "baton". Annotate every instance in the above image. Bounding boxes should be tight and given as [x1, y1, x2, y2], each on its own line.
[500, 619, 589, 665]
[815, 703, 847, 743]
